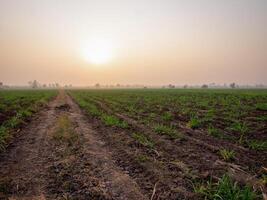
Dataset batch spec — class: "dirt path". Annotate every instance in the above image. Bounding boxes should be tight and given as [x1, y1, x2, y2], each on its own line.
[0, 91, 147, 200]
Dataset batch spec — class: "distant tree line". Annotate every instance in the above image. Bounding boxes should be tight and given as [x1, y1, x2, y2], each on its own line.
[28, 80, 72, 89]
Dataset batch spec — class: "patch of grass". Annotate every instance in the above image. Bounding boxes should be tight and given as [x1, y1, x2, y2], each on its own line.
[148, 113, 157, 120]
[78, 100, 102, 117]
[154, 124, 181, 139]
[161, 112, 173, 121]
[230, 122, 249, 144]
[0, 127, 9, 151]
[256, 115, 267, 122]
[256, 103, 267, 111]
[207, 126, 223, 138]
[132, 132, 154, 148]
[194, 174, 259, 200]
[101, 114, 128, 128]
[17, 109, 33, 118]
[53, 115, 78, 146]
[187, 117, 201, 129]
[246, 140, 267, 151]
[3, 116, 23, 129]
[219, 149, 235, 161]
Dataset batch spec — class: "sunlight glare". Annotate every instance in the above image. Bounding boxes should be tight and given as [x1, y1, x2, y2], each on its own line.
[81, 38, 114, 65]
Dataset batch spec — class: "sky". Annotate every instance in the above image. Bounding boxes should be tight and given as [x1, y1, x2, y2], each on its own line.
[0, 0, 267, 86]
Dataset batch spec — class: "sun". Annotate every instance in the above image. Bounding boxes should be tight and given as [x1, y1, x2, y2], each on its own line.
[81, 39, 114, 65]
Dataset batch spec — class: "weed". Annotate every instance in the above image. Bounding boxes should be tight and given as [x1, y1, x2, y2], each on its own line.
[53, 115, 78, 146]
[187, 117, 201, 129]
[219, 149, 235, 161]
[162, 112, 173, 121]
[132, 132, 154, 148]
[101, 114, 128, 128]
[256, 115, 267, 122]
[0, 127, 9, 150]
[231, 122, 249, 144]
[154, 124, 181, 139]
[246, 140, 267, 151]
[17, 109, 33, 118]
[194, 174, 259, 200]
[256, 103, 267, 111]
[208, 126, 222, 138]
[4, 117, 23, 129]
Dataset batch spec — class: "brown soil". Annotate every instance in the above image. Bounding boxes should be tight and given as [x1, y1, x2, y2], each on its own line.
[0, 91, 147, 200]
[1, 91, 266, 200]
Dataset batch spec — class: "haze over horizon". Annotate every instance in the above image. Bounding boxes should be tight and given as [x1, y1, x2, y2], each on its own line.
[1, 0, 267, 86]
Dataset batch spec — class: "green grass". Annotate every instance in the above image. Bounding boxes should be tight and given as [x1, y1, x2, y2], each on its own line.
[208, 126, 223, 138]
[68, 89, 267, 146]
[194, 174, 259, 200]
[161, 112, 173, 121]
[219, 149, 236, 161]
[256, 103, 267, 111]
[154, 124, 181, 139]
[101, 114, 128, 128]
[230, 122, 249, 144]
[132, 132, 154, 148]
[0, 127, 9, 151]
[187, 117, 202, 129]
[246, 140, 267, 151]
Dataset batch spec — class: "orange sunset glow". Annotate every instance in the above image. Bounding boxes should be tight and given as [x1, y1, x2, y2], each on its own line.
[0, 0, 266, 86]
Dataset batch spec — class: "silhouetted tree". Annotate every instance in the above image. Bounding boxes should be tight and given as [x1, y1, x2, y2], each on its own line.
[168, 84, 175, 88]
[230, 82, 236, 89]
[201, 84, 208, 89]
[28, 80, 38, 88]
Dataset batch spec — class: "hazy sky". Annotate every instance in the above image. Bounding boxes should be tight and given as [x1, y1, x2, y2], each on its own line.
[1, 0, 267, 86]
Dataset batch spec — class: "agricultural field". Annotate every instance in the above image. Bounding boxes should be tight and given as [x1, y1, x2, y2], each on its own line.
[68, 89, 267, 199]
[0, 89, 266, 199]
[0, 90, 57, 149]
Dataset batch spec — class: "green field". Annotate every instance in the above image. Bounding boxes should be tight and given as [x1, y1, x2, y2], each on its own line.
[69, 89, 267, 149]
[0, 90, 57, 149]
[68, 88, 267, 199]
[0, 89, 266, 199]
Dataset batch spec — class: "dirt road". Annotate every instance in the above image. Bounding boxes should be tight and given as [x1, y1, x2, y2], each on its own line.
[0, 91, 147, 200]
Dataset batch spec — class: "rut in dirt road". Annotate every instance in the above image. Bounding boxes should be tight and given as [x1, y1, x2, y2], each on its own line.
[0, 91, 147, 200]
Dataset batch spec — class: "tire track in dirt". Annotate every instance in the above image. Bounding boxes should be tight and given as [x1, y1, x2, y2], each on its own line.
[0, 91, 147, 200]
[63, 93, 147, 200]
[0, 93, 59, 199]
